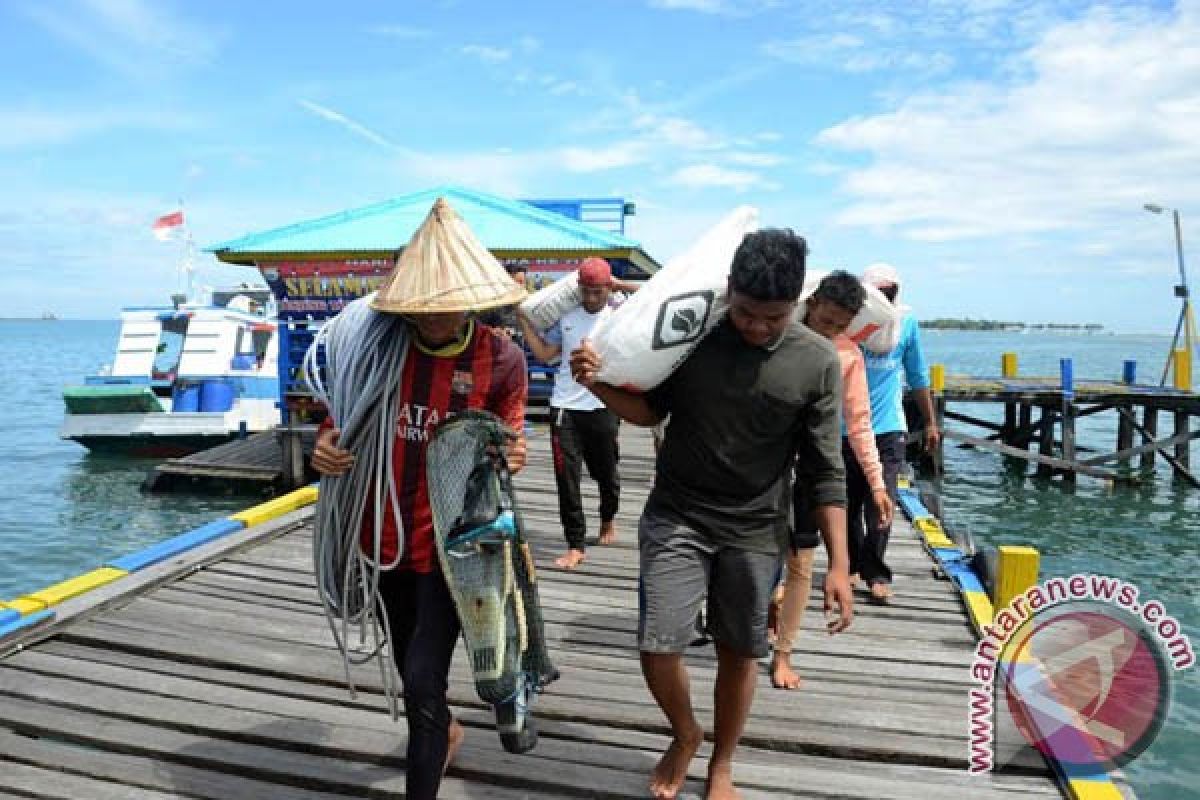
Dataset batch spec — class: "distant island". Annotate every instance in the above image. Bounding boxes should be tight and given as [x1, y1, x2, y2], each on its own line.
[920, 318, 1104, 332]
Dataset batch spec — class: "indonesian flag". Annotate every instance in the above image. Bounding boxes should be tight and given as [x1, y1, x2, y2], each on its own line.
[153, 210, 184, 241]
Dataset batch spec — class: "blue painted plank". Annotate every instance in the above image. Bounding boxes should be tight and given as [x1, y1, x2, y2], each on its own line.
[948, 567, 986, 594]
[0, 609, 55, 641]
[0, 608, 19, 626]
[931, 547, 965, 564]
[106, 518, 246, 572]
[898, 494, 929, 520]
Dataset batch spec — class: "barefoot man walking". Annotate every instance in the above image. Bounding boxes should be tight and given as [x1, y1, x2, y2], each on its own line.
[571, 230, 855, 799]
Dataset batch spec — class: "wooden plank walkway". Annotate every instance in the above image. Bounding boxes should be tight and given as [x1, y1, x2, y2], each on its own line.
[145, 427, 319, 493]
[0, 427, 1069, 799]
[942, 374, 1198, 411]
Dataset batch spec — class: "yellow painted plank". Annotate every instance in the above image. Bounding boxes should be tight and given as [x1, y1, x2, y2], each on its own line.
[3, 597, 48, 615]
[994, 545, 1040, 611]
[914, 517, 943, 535]
[27, 567, 127, 608]
[896, 476, 912, 489]
[962, 590, 994, 630]
[231, 485, 320, 528]
[1067, 778, 1125, 800]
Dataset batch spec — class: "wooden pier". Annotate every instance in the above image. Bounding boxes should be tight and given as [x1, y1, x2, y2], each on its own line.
[931, 368, 1199, 488]
[144, 426, 318, 494]
[0, 428, 1124, 798]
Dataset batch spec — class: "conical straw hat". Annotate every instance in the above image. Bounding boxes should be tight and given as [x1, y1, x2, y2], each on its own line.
[371, 197, 527, 314]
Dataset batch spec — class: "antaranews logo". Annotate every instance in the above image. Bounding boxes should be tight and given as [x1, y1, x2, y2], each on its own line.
[967, 574, 1193, 776]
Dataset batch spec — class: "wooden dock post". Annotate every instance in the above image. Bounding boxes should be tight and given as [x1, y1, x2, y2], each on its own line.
[1036, 406, 1057, 478]
[1016, 403, 1033, 447]
[930, 364, 946, 474]
[1002, 352, 1019, 445]
[1117, 404, 1135, 471]
[1177, 412, 1193, 470]
[1060, 359, 1076, 484]
[1141, 406, 1158, 471]
[279, 425, 306, 490]
[994, 545, 1040, 612]
[1174, 348, 1193, 392]
[1001, 352, 1018, 378]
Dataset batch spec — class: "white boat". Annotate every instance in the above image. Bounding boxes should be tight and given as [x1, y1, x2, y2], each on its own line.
[60, 287, 281, 457]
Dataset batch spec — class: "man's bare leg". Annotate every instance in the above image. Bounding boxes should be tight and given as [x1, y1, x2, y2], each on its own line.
[553, 548, 586, 569]
[706, 643, 757, 800]
[444, 717, 464, 773]
[641, 652, 704, 800]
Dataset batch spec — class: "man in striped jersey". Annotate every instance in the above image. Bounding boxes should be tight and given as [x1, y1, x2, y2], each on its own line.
[312, 307, 528, 799]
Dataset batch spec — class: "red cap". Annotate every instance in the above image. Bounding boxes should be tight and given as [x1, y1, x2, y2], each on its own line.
[578, 257, 612, 288]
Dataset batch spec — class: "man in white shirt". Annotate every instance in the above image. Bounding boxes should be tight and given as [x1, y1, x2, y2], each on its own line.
[518, 258, 622, 569]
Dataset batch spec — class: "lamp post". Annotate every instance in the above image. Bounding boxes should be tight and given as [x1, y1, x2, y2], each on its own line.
[1144, 203, 1195, 387]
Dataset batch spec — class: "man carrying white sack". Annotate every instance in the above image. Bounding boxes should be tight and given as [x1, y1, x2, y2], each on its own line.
[517, 257, 623, 570]
[570, 230, 854, 800]
[855, 263, 939, 605]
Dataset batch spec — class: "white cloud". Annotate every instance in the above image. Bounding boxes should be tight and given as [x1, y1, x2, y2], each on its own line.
[560, 142, 649, 172]
[548, 80, 584, 96]
[669, 164, 771, 191]
[366, 24, 431, 39]
[648, 0, 779, 16]
[297, 100, 400, 150]
[518, 36, 541, 53]
[763, 31, 953, 74]
[0, 108, 197, 150]
[22, 0, 222, 78]
[816, 5, 1200, 243]
[728, 151, 786, 167]
[633, 113, 725, 150]
[460, 44, 512, 63]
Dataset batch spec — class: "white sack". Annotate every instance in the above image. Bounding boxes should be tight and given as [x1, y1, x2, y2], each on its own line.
[590, 206, 760, 391]
[518, 272, 580, 330]
[799, 271, 902, 354]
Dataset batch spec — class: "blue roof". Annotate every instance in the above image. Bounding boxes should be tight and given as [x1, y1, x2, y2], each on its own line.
[207, 185, 644, 258]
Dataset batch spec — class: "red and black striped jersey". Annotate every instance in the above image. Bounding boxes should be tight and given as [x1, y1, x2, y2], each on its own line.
[321, 323, 527, 572]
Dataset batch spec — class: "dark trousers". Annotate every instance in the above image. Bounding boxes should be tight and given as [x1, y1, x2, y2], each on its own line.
[845, 432, 905, 586]
[550, 407, 620, 550]
[376, 568, 461, 800]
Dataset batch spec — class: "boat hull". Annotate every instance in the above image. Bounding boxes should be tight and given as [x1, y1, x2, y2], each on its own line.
[70, 433, 236, 458]
[60, 408, 273, 458]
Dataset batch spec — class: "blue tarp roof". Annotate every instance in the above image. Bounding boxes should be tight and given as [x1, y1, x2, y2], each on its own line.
[207, 185, 647, 261]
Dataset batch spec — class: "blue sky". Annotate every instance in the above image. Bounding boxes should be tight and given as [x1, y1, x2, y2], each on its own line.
[1, 0, 1197, 332]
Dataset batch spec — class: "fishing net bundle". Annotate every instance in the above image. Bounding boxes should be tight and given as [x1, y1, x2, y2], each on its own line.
[425, 410, 557, 708]
[305, 293, 411, 716]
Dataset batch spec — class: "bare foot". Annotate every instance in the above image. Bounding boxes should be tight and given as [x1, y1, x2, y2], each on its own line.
[869, 582, 893, 605]
[770, 652, 802, 690]
[706, 761, 741, 800]
[598, 520, 617, 545]
[849, 572, 861, 589]
[649, 724, 703, 799]
[444, 717, 464, 774]
[553, 549, 586, 570]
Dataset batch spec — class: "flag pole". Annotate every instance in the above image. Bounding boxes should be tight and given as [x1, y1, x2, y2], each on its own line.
[179, 196, 195, 302]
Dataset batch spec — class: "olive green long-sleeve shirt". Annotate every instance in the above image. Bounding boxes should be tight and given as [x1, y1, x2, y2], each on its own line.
[645, 318, 845, 554]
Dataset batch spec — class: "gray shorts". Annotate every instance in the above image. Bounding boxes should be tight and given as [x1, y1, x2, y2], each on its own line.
[637, 504, 779, 659]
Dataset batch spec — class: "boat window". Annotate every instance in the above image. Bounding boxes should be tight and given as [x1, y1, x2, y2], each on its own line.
[152, 318, 187, 381]
[252, 329, 272, 367]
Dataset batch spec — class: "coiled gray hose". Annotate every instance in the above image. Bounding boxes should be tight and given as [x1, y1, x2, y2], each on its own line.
[304, 294, 409, 716]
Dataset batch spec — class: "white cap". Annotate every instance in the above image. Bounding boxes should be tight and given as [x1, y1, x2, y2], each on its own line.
[862, 262, 901, 288]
